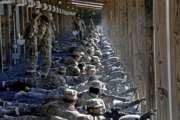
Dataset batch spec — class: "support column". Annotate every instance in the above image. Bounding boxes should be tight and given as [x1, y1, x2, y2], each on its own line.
[0, 5, 4, 72]
[153, 0, 170, 120]
[170, 0, 180, 120]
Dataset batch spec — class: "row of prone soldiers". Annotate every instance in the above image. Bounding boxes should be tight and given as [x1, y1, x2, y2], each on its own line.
[38, 24, 155, 119]
[0, 86, 154, 120]
[0, 10, 155, 119]
[18, 28, 155, 120]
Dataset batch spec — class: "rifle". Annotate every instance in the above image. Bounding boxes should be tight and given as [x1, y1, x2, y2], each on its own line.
[140, 110, 156, 120]
[119, 88, 137, 96]
[105, 108, 155, 120]
[101, 93, 129, 102]
[114, 98, 146, 110]
[104, 109, 127, 120]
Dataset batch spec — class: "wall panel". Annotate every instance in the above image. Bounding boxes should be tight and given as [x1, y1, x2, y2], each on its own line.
[170, 0, 180, 119]
[102, 0, 153, 112]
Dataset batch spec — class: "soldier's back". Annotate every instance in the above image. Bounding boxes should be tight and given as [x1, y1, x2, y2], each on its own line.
[78, 91, 98, 107]
[42, 100, 92, 120]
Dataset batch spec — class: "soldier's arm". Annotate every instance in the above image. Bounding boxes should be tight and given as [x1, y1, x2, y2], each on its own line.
[37, 23, 48, 40]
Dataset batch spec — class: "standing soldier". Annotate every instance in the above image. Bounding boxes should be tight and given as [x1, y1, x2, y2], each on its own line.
[37, 14, 52, 78]
[73, 13, 86, 40]
[25, 13, 53, 78]
[87, 15, 95, 33]
[46, 13, 57, 50]
[24, 13, 41, 75]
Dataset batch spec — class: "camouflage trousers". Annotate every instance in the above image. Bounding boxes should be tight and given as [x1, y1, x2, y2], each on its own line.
[26, 36, 52, 77]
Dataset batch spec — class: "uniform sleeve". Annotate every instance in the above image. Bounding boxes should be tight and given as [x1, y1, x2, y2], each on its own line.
[76, 114, 94, 120]
[37, 23, 48, 41]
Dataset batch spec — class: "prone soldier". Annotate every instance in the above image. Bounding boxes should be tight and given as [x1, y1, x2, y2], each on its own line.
[42, 89, 93, 120]
[77, 80, 106, 113]
[86, 98, 106, 120]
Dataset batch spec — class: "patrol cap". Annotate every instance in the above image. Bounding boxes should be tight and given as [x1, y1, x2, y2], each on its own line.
[87, 99, 104, 108]
[86, 47, 95, 56]
[64, 89, 78, 100]
[91, 56, 101, 64]
[72, 66, 81, 75]
[82, 55, 91, 63]
[86, 65, 96, 71]
[80, 51, 85, 56]
[93, 38, 100, 43]
[95, 50, 102, 57]
[72, 51, 82, 57]
[58, 66, 66, 75]
[64, 57, 78, 66]
[89, 80, 107, 90]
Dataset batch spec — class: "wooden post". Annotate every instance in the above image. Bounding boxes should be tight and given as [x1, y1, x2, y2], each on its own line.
[153, 0, 170, 120]
[7, 5, 13, 66]
[0, 5, 4, 72]
[169, 0, 180, 120]
[144, 0, 155, 113]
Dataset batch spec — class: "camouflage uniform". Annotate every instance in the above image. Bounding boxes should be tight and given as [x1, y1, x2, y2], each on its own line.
[40, 72, 66, 89]
[78, 80, 106, 113]
[73, 14, 86, 40]
[87, 99, 107, 120]
[78, 19, 86, 40]
[46, 13, 57, 52]
[86, 65, 97, 76]
[25, 14, 52, 77]
[37, 15, 52, 77]
[87, 17, 95, 33]
[66, 65, 81, 76]
[42, 89, 93, 120]
[25, 15, 40, 73]
[78, 90, 99, 107]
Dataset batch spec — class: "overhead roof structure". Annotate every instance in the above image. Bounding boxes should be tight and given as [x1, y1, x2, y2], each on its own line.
[57, 0, 106, 10]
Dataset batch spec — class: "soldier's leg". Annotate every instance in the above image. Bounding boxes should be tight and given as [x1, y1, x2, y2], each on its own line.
[26, 37, 38, 73]
[40, 39, 52, 77]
